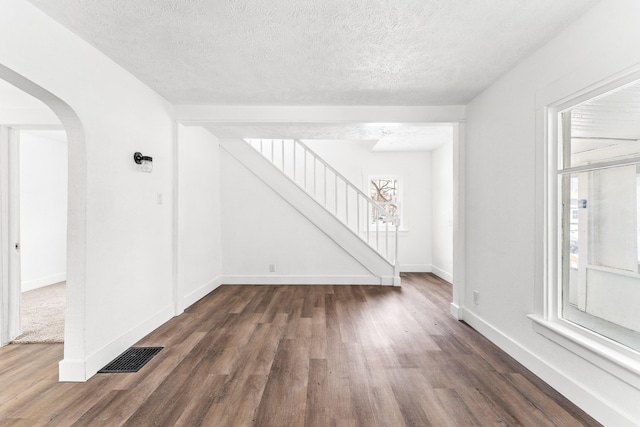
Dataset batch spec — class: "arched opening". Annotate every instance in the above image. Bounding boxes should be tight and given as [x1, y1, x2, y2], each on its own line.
[0, 63, 86, 380]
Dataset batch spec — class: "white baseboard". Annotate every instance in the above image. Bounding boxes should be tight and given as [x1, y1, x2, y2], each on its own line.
[22, 273, 66, 292]
[431, 266, 453, 283]
[59, 304, 176, 382]
[449, 302, 464, 320]
[222, 275, 383, 285]
[462, 309, 637, 427]
[399, 264, 432, 273]
[58, 358, 86, 382]
[182, 276, 222, 310]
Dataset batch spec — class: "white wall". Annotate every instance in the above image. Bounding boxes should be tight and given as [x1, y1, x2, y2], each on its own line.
[303, 140, 432, 272]
[220, 147, 376, 283]
[463, 0, 640, 424]
[431, 140, 453, 282]
[0, 78, 60, 125]
[0, 0, 175, 381]
[19, 130, 67, 291]
[177, 125, 222, 310]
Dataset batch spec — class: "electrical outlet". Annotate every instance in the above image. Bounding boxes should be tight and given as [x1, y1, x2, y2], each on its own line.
[157, 192, 163, 205]
[269, 264, 276, 272]
[473, 290, 480, 305]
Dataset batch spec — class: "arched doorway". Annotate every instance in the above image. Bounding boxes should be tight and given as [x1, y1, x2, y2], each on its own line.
[0, 64, 86, 380]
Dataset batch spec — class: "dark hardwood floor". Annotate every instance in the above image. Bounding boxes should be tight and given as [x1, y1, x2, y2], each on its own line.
[0, 273, 600, 426]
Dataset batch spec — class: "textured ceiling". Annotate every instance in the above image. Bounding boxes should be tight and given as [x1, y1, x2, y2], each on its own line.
[204, 123, 452, 151]
[26, 0, 597, 106]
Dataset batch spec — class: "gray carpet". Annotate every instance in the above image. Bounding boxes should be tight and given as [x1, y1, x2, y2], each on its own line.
[12, 281, 65, 344]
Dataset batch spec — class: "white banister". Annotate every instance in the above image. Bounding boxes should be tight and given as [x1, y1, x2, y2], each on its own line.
[244, 138, 400, 270]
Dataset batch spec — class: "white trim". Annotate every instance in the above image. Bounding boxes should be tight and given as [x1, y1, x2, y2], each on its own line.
[7, 128, 20, 342]
[59, 304, 175, 382]
[182, 276, 222, 310]
[0, 126, 21, 346]
[58, 359, 86, 382]
[534, 64, 640, 403]
[174, 105, 466, 125]
[21, 273, 66, 292]
[222, 275, 384, 285]
[172, 121, 181, 316]
[464, 310, 638, 427]
[529, 315, 640, 390]
[452, 122, 466, 319]
[430, 266, 453, 283]
[399, 264, 431, 273]
[586, 264, 640, 280]
[560, 157, 640, 175]
[368, 175, 402, 227]
[0, 126, 10, 346]
[536, 62, 640, 112]
[449, 303, 464, 320]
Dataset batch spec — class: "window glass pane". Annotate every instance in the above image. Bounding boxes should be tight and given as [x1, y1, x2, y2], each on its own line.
[564, 79, 640, 169]
[370, 177, 399, 224]
[562, 168, 640, 351]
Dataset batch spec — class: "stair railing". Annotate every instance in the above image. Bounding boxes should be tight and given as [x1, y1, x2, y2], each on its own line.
[245, 138, 399, 269]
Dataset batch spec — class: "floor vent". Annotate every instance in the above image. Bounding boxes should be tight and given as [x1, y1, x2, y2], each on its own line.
[98, 347, 163, 373]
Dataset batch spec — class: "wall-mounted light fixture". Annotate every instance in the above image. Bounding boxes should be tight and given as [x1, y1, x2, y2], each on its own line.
[133, 152, 153, 173]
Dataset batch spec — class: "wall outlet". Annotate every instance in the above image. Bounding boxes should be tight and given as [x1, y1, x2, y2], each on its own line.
[473, 290, 480, 305]
[157, 192, 163, 205]
[269, 264, 276, 272]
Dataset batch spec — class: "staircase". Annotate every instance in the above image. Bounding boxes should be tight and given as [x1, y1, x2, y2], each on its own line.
[219, 138, 400, 286]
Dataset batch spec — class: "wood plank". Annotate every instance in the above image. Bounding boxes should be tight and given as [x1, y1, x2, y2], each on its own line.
[0, 274, 601, 426]
[252, 338, 309, 426]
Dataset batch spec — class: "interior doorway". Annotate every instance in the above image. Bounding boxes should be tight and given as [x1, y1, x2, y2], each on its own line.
[12, 129, 68, 343]
[0, 79, 67, 345]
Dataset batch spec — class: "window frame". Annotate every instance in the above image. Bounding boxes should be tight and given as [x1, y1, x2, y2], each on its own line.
[529, 69, 640, 391]
[368, 175, 402, 227]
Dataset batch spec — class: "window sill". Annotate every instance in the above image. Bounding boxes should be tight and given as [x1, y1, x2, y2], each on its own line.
[586, 264, 640, 279]
[528, 314, 640, 390]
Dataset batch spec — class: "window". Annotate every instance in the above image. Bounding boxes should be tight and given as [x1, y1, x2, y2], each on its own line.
[369, 177, 400, 225]
[557, 79, 640, 354]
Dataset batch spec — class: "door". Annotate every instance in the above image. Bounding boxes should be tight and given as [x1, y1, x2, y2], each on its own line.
[0, 125, 21, 346]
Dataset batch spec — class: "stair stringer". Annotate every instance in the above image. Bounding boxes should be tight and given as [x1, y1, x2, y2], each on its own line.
[219, 138, 396, 284]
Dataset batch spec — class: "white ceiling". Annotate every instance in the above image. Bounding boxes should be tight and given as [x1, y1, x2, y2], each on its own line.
[570, 79, 640, 162]
[572, 80, 640, 141]
[26, 0, 598, 106]
[205, 122, 453, 151]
